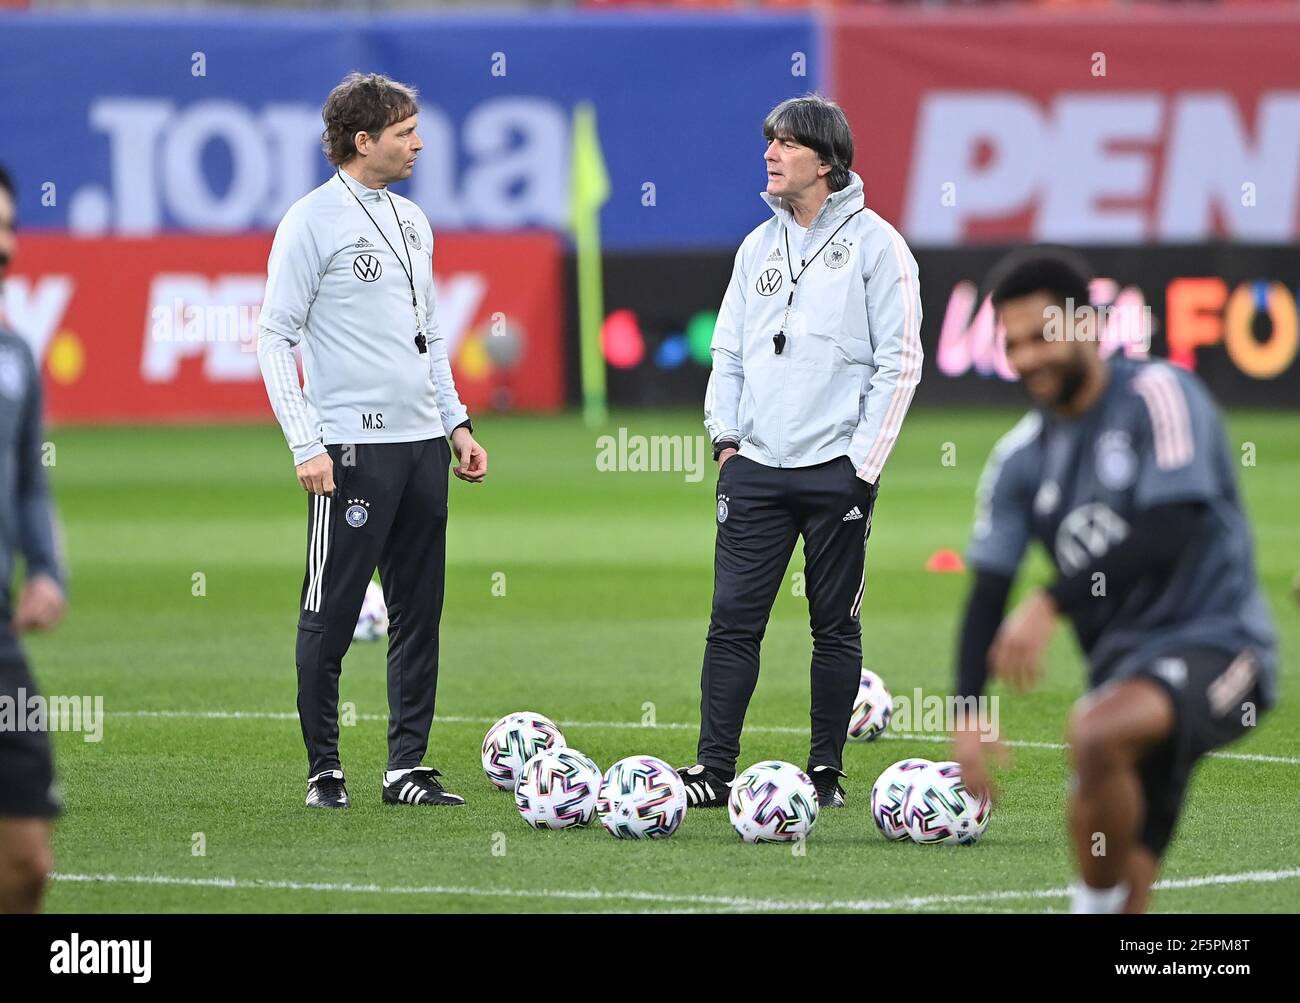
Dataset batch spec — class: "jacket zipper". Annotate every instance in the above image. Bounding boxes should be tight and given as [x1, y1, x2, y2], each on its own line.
[768, 192, 861, 468]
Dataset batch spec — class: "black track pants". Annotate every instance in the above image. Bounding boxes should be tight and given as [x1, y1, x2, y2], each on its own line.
[295, 438, 450, 779]
[698, 454, 877, 775]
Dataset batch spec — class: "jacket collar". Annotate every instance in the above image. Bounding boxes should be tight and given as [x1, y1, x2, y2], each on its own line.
[761, 171, 866, 235]
[336, 166, 387, 204]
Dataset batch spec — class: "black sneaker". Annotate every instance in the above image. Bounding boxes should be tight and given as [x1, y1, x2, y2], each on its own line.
[810, 765, 846, 809]
[382, 766, 465, 807]
[306, 769, 350, 809]
[677, 764, 732, 808]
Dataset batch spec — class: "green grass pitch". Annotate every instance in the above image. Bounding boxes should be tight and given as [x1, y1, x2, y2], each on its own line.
[31, 408, 1298, 913]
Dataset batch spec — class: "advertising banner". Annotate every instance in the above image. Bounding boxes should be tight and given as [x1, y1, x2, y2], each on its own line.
[833, 9, 1300, 247]
[0, 11, 820, 251]
[2, 232, 564, 422]
[589, 245, 1300, 409]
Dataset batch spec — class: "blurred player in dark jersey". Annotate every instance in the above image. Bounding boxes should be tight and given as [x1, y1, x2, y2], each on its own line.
[951, 247, 1277, 914]
[0, 164, 68, 913]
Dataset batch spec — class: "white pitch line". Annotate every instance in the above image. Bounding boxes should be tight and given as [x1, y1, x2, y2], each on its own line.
[109, 709, 1300, 766]
[51, 866, 1300, 913]
[46, 871, 880, 913]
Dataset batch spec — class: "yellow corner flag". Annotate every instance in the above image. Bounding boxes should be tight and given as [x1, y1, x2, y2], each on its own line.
[570, 101, 611, 427]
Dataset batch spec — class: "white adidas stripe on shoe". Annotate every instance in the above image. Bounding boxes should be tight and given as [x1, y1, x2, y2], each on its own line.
[678, 765, 730, 807]
[687, 781, 718, 804]
[305, 769, 349, 809]
[383, 766, 465, 807]
[397, 781, 427, 805]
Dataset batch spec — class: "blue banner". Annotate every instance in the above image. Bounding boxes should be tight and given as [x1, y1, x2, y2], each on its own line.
[0, 11, 822, 250]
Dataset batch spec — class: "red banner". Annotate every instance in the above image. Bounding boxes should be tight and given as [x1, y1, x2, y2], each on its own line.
[1, 232, 564, 423]
[833, 8, 1300, 246]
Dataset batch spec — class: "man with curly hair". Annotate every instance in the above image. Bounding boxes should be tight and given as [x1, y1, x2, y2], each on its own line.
[258, 72, 487, 810]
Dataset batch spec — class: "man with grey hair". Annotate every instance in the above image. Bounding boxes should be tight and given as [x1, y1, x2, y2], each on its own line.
[258, 72, 487, 810]
[679, 94, 923, 809]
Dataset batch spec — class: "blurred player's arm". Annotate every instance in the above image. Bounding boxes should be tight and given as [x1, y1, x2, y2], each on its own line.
[957, 571, 1013, 699]
[953, 567, 1015, 799]
[256, 204, 330, 489]
[421, 250, 484, 483]
[957, 422, 1037, 698]
[847, 227, 923, 486]
[951, 433, 1029, 795]
[703, 244, 748, 460]
[14, 340, 65, 632]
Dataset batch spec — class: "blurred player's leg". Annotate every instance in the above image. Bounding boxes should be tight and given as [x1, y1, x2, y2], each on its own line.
[0, 655, 60, 913]
[376, 438, 455, 803]
[1127, 647, 1265, 911]
[798, 456, 877, 805]
[1066, 678, 1174, 912]
[696, 457, 799, 780]
[295, 444, 402, 797]
[0, 819, 53, 914]
[1123, 847, 1160, 914]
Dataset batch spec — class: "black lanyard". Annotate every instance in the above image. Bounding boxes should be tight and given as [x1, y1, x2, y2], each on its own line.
[336, 170, 427, 354]
[773, 206, 864, 355]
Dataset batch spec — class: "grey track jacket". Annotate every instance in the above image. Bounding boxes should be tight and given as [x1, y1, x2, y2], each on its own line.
[704, 172, 923, 484]
[258, 168, 469, 466]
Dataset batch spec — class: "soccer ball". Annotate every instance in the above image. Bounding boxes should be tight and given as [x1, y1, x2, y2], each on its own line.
[597, 755, 687, 839]
[353, 580, 388, 642]
[481, 712, 566, 791]
[847, 668, 893, 741]
[728, 760, 819, 844]
[870, 757, 932, 840]
[514, 747, 602, 830]
[901, 760, 992, 845]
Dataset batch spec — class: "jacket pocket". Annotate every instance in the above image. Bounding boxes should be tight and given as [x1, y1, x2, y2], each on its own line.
[788, 367, 862, 454]
[794, 329, 846, 371]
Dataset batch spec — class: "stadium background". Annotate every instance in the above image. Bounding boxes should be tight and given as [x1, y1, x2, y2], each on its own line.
[4, 3, 1299, 419]
[0, 0, 1297, 914]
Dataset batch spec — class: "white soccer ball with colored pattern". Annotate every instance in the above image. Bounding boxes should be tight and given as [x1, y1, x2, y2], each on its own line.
[902, 760, 992, 845]
[597, 755, 687, 839]
[481, 712, 565, 791]
[353, 580, 388, 642]
[847, 668, 893, 742]
[728, 760, 819, 844]
[870, 757, 932, 840]
[514, 747, 602, 830]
